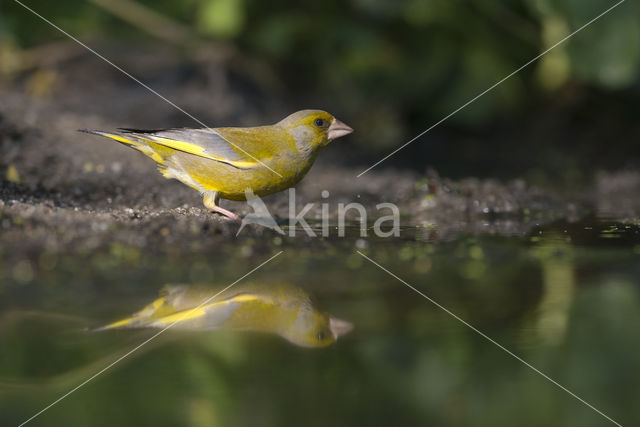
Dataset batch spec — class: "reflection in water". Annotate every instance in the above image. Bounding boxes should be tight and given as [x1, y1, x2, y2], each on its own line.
[96, 282, 353, 348]
[3, 218, 640, 426]
[530, 235, 575, 346]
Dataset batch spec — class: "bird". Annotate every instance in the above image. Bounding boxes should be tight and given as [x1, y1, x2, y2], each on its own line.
[94, 282, 353, 348]
[80, 110, 353, 220]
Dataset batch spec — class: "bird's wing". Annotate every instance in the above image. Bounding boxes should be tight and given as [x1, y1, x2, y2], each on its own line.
[94, 289, 270, 331]
[121, 128, 261, 169]
[147, 293, 265, 328]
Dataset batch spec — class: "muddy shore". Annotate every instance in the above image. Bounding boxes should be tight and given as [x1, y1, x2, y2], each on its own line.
[1, 48, 637, 265]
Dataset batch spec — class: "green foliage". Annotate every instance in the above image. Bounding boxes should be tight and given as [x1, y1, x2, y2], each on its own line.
[530, 0, 640, 88]
[198, 0, 245, 38]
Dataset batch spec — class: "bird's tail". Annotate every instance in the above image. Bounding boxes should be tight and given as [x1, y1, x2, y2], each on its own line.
[78, 129, 144, 147]
[91, 293, 172, 332]
[91, 314, 142, 332]
[79, 129, 167, 165]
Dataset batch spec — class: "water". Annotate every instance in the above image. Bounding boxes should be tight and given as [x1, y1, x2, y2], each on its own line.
[1, 216, 639, 426]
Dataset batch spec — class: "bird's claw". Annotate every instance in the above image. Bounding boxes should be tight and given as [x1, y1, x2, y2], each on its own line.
[210, 209, 241, 222]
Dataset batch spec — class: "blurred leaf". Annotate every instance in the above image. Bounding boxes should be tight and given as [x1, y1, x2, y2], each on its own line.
[529, 0, 640, 88]
[198, 0, 245, 38]
[536, 14, 571, 90]
[5, 165, 21, 183]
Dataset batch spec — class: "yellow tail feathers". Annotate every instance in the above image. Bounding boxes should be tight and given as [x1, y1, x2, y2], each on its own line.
[79, 129, 167, 164]
[92, 294, 170, 331]
[79, 129, 142, 147]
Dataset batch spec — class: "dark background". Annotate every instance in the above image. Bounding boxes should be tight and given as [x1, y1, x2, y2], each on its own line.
[2, 0, 639, 187]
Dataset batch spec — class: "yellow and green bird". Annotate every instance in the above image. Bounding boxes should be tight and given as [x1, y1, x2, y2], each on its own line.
[81, 110, 353, 220]
[95, 282, 353, 348]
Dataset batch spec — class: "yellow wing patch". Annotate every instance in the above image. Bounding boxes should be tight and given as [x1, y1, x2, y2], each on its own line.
[150, 306, 209, 325]
[85, 130, 257, 168]
[145, 136, 258, 169]
[149, 294, 263, 326]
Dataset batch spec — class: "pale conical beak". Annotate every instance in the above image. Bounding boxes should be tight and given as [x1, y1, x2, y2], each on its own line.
[327, 119, 354, 141]
[329, 316, 354, 339]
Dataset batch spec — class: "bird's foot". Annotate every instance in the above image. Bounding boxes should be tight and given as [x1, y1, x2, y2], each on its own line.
[210, 206, 241, 222]
[203, 191, 241, 222]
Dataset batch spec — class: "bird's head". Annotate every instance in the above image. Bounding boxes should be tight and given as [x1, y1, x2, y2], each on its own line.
[286, 307, 354, 348]
[278, 109, 353, 153]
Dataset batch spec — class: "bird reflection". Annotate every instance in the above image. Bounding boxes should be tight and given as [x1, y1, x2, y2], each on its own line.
[96, 282, 353, 348]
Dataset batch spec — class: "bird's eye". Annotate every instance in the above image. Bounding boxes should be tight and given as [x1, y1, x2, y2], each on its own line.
[314, 118, 324, 127]
[317, 331, 325, 341]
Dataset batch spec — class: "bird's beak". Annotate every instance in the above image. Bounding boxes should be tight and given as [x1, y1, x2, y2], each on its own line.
[327, 119, 354, 141]
[329, 316, 354, 339]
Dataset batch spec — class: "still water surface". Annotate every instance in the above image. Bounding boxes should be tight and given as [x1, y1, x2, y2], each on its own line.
[1, 216, 639, 426]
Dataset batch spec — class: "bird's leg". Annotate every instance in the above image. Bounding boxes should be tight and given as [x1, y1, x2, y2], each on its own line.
[203, 191, 241, 222]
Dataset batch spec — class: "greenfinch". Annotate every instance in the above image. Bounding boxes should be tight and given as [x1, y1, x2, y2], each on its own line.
[81, 110, 353, 220]
[95, 282, 353, 348]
